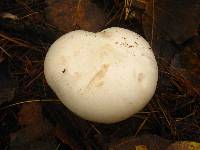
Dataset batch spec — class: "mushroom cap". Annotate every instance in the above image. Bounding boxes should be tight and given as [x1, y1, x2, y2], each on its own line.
[44, 27, 158, 123]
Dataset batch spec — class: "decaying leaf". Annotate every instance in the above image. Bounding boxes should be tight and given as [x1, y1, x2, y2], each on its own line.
[108, 134, 171, 150]
[0, 12, 19, 20]
[45, 0, 106, 32]
[166, 141, 200, 150]
[18, 102, 43, 126]
[142, 0, 200, 45]
[171, 36, 200, 95]
[10, 102, 56, 150]
[0, 50, 5, 63]
[0, 61, 16, 106]
[53, 125, 78, 149]
[136, 145, 148, 150]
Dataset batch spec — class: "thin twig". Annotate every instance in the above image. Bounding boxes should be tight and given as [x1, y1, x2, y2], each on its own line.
[150, 0, 155, 47]
[0, 46, 12, 58]
[0, 99, 60, 111]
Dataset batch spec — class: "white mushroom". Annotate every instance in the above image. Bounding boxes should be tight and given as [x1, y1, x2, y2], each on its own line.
[44, 27, 158, 124]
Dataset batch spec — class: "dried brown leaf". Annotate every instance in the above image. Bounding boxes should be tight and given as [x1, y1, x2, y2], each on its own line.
[166, 141, 200, 150]
[45, 0, 106, 32]
[108, 134, 171, 150]
[18, 102, 43, 126]
[143, 0, 200, 45]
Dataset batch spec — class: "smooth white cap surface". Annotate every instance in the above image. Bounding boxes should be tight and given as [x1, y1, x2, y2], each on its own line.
[44, 27, 158, 123]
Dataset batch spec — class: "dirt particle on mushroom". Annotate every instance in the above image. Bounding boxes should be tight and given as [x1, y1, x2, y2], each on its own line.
[62, 68, 66, 73]
[101, 31, 111, 38]
[87, 64, 109, 88]
[138, 73, 144, 82]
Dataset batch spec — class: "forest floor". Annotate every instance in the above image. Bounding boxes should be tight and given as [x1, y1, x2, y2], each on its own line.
[0, 0, 200, 150]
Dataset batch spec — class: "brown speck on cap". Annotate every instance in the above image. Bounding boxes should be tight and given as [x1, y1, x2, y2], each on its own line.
[62, 68, 66, 73]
